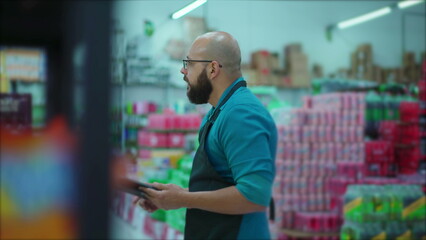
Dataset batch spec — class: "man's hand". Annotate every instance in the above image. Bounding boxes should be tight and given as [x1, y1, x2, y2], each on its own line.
[132, 196, 158, 213]
[142, 183, 188, 210]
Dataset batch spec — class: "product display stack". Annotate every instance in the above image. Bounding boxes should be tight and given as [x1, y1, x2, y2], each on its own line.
[272, 92, 366, 240]
[340, 184, 425, 240]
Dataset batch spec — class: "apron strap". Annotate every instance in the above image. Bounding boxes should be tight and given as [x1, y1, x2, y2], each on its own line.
[209, 81, 247, 123]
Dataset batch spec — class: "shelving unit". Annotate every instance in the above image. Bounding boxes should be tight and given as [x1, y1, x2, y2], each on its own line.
[281, 229, 339, 239]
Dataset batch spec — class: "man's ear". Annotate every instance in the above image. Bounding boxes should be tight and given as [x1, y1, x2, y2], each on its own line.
[209, 61, 220, 79]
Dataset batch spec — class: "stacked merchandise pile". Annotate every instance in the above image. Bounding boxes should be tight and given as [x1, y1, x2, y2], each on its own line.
[377, 101, 421, 176]
[340, 184, 426, 240]
[273, 92, 365, 240]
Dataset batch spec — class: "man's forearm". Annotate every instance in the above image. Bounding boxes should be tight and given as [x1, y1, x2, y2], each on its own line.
[180, 186, 266, 215]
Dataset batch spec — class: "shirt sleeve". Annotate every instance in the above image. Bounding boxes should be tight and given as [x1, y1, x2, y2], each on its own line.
[218, 104, 276, 206]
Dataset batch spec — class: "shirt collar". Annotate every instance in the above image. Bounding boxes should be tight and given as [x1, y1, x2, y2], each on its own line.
[215, 77, 245, 110]
[208, 77, 244, 121]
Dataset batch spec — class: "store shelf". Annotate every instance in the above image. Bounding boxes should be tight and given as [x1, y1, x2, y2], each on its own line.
[111, 81, 185, 89]
[281, 229, 339, 239]
[149, 129, 198, 134]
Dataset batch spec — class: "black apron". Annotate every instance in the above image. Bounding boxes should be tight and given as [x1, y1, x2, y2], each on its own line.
[184, 81, 246, 240]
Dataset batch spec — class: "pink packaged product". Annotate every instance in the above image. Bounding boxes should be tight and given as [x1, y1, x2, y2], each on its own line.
[276, 158, 285, 172]
[295, 211, 340, 233]
[337, 143, 353, 160]
[293, 143, 303, 160]
[317, 126, 333, 142]
[283, 142, 295, 160]
[167, 133, 185, 148]
[302, 127, 313, 143]
[356, 110, 365, 126]
[133, 101, 146, 115]
[138, 130, 154, 147]
[303, 96, 312, 109]
[148, 133, 168, 148]
[327, 176, 357, 197]
[181, 114, 202, 131]
[147, 114, 173, 130]
[337, 161, 365, 179]
[296, 108, 308, 125]
[281, 211, 295, 229]
[327, 111, 338, 126]
[279, 126, 290, 143]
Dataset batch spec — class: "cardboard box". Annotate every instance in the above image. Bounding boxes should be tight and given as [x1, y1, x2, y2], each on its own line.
[257, 68, 274, 85]
[357, 44, 372, 54]
[403, 52, 416, 67]
[284, 43, 302, 57]
[289, 71, 311, 88]
[271, 69, 291, 87]
[242, 67, 259, 86]
[251, 50, 279, 70]
[286, 53, 308, 73]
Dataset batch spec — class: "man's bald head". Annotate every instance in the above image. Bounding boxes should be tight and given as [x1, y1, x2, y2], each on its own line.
[191, 31, 241, 76]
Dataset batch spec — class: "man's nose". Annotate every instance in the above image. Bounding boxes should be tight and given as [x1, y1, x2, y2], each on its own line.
[180, 67, 187, 75]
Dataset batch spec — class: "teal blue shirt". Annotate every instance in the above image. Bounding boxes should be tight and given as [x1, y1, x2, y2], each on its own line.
[201, 77, 277, 240]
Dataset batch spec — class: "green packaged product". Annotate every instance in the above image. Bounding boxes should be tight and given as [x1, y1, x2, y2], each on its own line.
[401, 185, 425, 221]
[386, 221, 411, 240]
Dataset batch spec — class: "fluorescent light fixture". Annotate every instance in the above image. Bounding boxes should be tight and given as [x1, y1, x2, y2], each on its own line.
[398, 0, 425, 9]
[171, 0, 207, 20]
[337, 7, 392, 29]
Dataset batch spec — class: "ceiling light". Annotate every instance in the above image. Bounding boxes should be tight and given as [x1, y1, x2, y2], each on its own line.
[171, 0, 207, 20]
[337, 7, 392, 29]
[398, 0, 425, 9]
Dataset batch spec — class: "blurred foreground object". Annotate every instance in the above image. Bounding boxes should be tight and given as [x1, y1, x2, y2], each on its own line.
[0, 117, 77, 239]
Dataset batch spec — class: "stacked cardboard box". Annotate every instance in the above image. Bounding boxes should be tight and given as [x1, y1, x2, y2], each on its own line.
[243, 50, 281, 86]
[402, 52, 421, 84]
[351, 44, 375, 81]
[383, 68, 403, 83]
[284, 43, 311, 88]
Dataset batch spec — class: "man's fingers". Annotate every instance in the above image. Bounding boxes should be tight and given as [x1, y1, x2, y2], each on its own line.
[132, 196, 141, 205]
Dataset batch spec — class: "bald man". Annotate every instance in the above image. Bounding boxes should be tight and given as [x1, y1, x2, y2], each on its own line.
[136, 32, 277, 239]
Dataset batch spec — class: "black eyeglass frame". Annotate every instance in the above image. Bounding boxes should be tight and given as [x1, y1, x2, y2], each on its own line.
[182, 59, 223, 69]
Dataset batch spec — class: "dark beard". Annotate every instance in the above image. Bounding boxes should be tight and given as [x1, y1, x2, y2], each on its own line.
[187, 68, 213, 104]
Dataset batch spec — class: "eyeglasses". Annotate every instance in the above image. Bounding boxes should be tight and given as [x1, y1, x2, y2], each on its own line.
[182, 59, 223, 70]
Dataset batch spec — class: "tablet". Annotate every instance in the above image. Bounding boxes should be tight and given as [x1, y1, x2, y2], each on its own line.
[116, 178, 159, 199]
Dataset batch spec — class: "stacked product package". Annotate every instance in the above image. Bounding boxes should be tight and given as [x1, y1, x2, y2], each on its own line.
[273, 92, 366, 240]
[340, 184, 425, 240]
